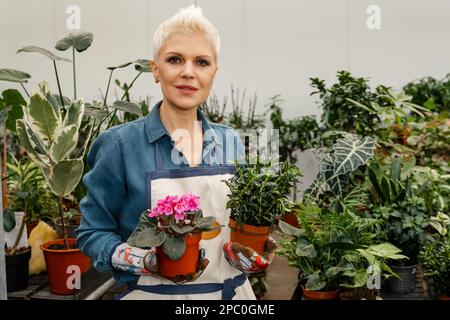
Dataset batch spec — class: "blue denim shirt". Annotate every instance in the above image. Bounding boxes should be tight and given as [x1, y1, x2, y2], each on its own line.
[76, 100, 244, 283]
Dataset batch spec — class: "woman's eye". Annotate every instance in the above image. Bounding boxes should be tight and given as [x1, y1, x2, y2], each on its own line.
[168, 56, 182, 64]
[197, 59, 210, 66]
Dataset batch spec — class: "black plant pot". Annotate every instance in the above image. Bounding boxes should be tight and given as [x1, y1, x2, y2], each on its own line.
[388, 264, 417, 294]
[6, 247, 31, 292]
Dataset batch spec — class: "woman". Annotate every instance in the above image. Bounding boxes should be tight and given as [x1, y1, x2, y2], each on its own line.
[76, 5, 275, 300]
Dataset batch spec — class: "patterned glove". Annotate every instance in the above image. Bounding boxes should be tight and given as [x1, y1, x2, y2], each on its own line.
[223, 237, 277, 274]
[111, 243, 158, 275]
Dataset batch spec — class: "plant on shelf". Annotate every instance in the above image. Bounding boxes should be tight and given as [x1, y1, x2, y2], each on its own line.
[223, 158, 301, 255]
[403, 74, 450, 115]
[310, 70, 391, 137]
[200, 92, 227, 124]
[367, 157, 430, 263]
[419, 212, 450, 299]
[268, 95, 321, 164]
[278, 198, 407, 300]
[128, 193, 220, 279]
[305, 132, 375, 213]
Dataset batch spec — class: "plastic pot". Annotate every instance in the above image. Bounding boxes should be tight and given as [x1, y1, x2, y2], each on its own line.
[156, 233, 202, 278]
[388, 264, 417, 294]
[6, 247, 31, 292]
[228, 218, 271, 256]
[302, 286, 339, 300]
[41, 238, 90, 295]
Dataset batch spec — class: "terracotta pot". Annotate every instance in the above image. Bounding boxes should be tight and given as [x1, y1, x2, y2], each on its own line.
[302, 286, 339, 300]
[228, 218, 271, 256]
[438, 295, 450, 300]
[282, 212, 299, 228]
[5, 247, 31, 292]
[156, 233, 202, 278]
[41, 238, 90, 295]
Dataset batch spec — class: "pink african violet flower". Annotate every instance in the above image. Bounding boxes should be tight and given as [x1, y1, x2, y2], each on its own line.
[174, 201, 186, 215]
[149, 193, 201, 221]
[175, 210, 186, 221]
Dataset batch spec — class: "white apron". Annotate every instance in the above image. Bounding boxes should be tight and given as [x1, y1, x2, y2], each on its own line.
[120, 142, 256, 300]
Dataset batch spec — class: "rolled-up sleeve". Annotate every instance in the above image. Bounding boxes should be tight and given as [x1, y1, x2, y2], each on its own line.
[76, 128, 125, 273]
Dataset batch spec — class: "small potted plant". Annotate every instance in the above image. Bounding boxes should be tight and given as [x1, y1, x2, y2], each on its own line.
[128, 193, 221, 279]
[420, 212, 450, 300]
[223, 158, 301, 255]
[15, 91, 92, 294]
[3, 207, 31, 292]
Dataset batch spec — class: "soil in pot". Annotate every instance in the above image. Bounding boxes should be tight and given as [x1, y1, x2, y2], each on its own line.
[156, 233, 202, 279]
[5, 246, 32, 292]
[229, 218, 271, 256]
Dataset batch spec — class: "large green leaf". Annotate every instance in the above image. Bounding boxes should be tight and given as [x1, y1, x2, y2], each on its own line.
[17, 46, 71, 62]
[0, 68, 31, 83]
[69, 121, 93, 159]
[107, 62, 132, 71]
[366, 243, 407, 260]
[296, 243, 316, 258]
[134, 59, 152, 73]
[193, 216, 216, 229]
[127, 210, 158, 246]
[63, 100, 84, 128]
[1, 89, 26, 132]
[170, 224, 195, 235]
[55, 32, 93, 52]
[333, 134, 374, 175]
[49, 124, 78, 162]
[47, 159, 84, 196]
[130, 228, 167, 248]
[110, 101, 143, 117]
[278, 220, 304, 237]
[28, 93, 59, 142]
[3, 208, 16, 232]
[16, 119, 50, 167]
[162, 236, 186, 260]
[305, 273, 326, 291]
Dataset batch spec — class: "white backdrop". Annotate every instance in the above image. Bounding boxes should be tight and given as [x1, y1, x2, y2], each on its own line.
[1, 0, 450, 119]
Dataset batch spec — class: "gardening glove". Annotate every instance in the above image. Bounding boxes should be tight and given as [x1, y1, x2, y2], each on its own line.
[111, 243, 158, 275]
[111, 243, 209, 283]
[223, 237, 277, 274]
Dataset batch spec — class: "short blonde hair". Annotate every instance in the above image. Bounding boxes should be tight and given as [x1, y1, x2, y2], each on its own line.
[152, 5, 220, 61]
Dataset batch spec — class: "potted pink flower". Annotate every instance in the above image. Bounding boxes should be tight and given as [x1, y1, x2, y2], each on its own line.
[128, 193, 220, 278]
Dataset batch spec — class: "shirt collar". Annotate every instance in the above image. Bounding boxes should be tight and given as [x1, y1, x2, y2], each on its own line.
[145, 100, 221, 146]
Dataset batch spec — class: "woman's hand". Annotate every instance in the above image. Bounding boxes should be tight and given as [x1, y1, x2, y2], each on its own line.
[111, 243, 208, 283]
[222, 237, 277, 274]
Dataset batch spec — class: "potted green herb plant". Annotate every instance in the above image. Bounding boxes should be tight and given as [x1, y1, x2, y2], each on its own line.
[224, 158, 301, 255]
[128, 193, 220, 279]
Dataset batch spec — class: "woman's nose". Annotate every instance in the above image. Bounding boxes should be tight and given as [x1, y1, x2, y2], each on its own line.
[180, 61, 195, 79]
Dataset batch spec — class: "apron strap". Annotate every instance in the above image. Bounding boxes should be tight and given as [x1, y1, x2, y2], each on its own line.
[125, 273, 247, 300]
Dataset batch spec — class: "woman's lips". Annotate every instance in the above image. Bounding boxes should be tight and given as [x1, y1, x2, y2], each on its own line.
[175, 85, 198, 95]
